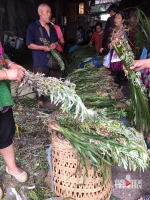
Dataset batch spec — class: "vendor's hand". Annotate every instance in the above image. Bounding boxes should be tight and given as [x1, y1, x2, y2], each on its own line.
[49, 120, 60, 132]
[130, 59, 150, 71]
[89, 43, 92, 47]
[100, 48, 104, 53]
[50, 42, 57, 50]
[123, 65, 128, 76]
[6, 68, 25, 82]
[124, 28, 129, 32]
[9, 63, 26, 72]
[42, 45, 51, 52]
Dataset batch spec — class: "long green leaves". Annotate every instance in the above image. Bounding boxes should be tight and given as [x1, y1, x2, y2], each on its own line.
[112, 36, 150, 132]
[49, 114, 149, 183]
[135, 8, 150, 48]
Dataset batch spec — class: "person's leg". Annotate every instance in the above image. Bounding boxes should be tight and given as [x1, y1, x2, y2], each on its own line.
[49, 69, 61, 79]
[43, 67, 61, 110]
[33, 66, 49, 105]
[0, 109, 27, 182]
[0, 187, 2, 200]
[0, 144, 22, 175]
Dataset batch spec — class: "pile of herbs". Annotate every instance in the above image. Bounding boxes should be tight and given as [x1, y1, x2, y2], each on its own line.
[68, 66, 128, 121]
[65, 45, 97, 72]
[20, 70, 95, 122]
[49, 112, 149, 183]
[17, 23, 150, 186]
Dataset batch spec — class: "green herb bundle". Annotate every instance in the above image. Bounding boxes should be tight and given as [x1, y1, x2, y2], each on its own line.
[39, 37, 65, 71]
[111, 27, 150, 132]
[49, 114, 149, 183]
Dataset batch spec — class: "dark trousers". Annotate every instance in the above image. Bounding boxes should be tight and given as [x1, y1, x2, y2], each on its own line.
[0, 109, 15, 149]
[33, 66, 61, 78]
[33, 66, 61, 101]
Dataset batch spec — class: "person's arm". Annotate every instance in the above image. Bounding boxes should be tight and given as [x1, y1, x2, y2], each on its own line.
[4, 59, 25, 71]
[59, 37, 65, 45]
[130, 59, 150, 71]
[49, 24, 59, 50]
[1, 53, 25, 82]
[102, 17, 111, 48]
[27, 43, 51, 52]
[89, 33, 95, 47]
[3, 53, 25, 72]
[0, 68, 24, 82]
[57, 27, 65, 46]
[26, 24, 51, 52]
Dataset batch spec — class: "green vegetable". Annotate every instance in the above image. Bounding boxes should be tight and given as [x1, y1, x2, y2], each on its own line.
[39, 37, 65, 71]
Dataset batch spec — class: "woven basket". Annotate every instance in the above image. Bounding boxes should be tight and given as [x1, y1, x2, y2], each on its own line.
[51, 131, 112, 200]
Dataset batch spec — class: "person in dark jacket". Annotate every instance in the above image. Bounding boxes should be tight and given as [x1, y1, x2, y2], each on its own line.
[26, 3, 59, 106]
[100, 3, 119, 53]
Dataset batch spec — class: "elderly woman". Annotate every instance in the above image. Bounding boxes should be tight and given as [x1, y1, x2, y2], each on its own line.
[0, 42, 27, 199]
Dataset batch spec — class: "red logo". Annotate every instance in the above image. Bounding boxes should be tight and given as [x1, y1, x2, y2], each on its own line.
[125, 180, 131, 186]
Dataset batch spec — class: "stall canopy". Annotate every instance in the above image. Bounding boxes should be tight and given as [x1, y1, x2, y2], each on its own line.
[95, 0, 121, 3]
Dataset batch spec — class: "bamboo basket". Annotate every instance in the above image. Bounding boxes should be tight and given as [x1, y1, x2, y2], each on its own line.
[51, 131, 112, 200]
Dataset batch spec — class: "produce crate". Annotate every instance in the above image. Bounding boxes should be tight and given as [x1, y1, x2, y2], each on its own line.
[51, 131, 112, 200]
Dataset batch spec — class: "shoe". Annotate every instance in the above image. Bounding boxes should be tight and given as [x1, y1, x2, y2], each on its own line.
[6, 167, 28, 183]
[44, 101, 61, 111]
[0, 187, 3, 200]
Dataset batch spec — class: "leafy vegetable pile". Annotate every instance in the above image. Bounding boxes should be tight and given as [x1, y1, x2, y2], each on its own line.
[49, 113, 149, 183]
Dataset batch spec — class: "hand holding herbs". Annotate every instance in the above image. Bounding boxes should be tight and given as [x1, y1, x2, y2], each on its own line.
[111, 25, 150, 132]
[40, 37, 65, 71]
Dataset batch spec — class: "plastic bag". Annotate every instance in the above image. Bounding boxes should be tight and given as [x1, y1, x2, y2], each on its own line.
[140, 47, 147, 60]
[103, 51, 111, 68]
[79, 56, 100, 68]
[3, 186, 35, 200]
[91, 56, 100, 68]
[3, 187, 22, 200]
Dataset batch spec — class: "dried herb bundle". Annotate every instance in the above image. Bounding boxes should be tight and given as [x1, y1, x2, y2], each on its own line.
[20, 70, 95, 121]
